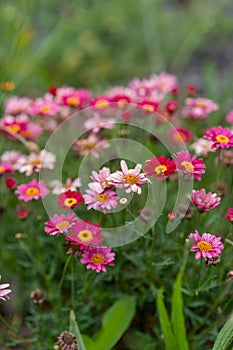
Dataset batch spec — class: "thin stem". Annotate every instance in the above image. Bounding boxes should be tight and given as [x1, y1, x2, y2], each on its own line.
[71, 256, 75, 310]
[57, 255, 72, 297]
[0, 313, 26, 340]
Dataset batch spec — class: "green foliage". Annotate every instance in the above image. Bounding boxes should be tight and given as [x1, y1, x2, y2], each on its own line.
[212, 313, 233, 350]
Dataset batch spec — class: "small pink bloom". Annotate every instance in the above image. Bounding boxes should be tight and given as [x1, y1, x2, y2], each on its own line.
[0, 276, 11, 301]
[182, 97, 219, 120]
[165, 100, 179, 114]
[66, 221, 103, 248]
[80, 246, 115, 272]
[5, 96, 32, 115]
[186, 230, 224, 260]
[1, 150, 23, 170]
[18, 150, 56, 176]
[29, 99, 60, 117]
[15, 179, 49, 201]
[168, 211, 177, 221]
[191, 189, 221, 212]
[173, 151, 206, 181]
[226, 208, 233, 223]
[226, 110, 233, 124]
[83, 188, 119, 215]
[84, 114, 115, 133]
[89, 96, 111, 110]
[203, 126, 233, 149]
[0, 162, 13, 175]
[169, 127, 192, 145]
[108, 160, 150, 194]
[44, 213, 78, 236]
[89, 167, 111, 192]
[73, 134, 110, 158]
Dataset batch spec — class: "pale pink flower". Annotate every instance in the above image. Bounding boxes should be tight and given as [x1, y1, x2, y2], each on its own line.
[29, 98, 60, 117]
[191, 189, 221, 212]
[73, 134, 110, 158]
[80, 246, 115, 272]
[15, 179, 49, 201]
[190, 138, 214, 157]
[50, 177, 82, 195]
[186, 230, 224, 260]
[182, 97, 219, 119]
[0, 276, 11, 301]
[108, 160, 150, 194]
[89, 167, 111, 192]
[18, 150, 56, 176]
[5, 96, 32, 115]
[66, 221, 103, 248]
[226, 110, 233, 124]
[203, 126, 233, 149]
[83, 188, 119, 214]
[173, 151, 206, 181]
[83, 114, 115, 133]
[1, 114, 43, 140]
[1, 150, 24, 170]
[44, 213, 78, 236]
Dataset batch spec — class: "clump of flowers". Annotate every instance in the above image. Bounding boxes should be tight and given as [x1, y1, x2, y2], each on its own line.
[191, 189, 221, 212]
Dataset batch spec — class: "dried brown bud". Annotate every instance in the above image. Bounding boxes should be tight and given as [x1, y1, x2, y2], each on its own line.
[30, 289, 46, 305]
[205, 256, 221, 267]
[176, 204, 194, 220]
[220, 149, 233, 166]
[56, 331, 78, 350]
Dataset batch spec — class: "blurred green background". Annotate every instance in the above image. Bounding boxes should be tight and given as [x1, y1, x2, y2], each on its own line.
[1, 0, 233, 96]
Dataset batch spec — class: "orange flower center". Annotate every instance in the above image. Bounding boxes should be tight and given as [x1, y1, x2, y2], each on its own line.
[7, 124, 20, 133]
[94, 193, 109, 202]
[78, 229, 93, 242]
[95, 100, 109, 109]
[0, 166, 5, 174]
[40, 106, 51, 114]
[31, 159, 41, 166]
[64, 198, 77, 207]
[215, 135, 229, 144]
[123, 174, 139, 184]
[117, 99, 128, 108]
[91, 253, 105, 264]
[181, 161, 194, 172]
[196, 101, 206, 108]
[154, 164, 167, 174]
[25, 187, 39, 197]
[67, 96, 80, 106]
[197, 240, 212, 252]
[20, 130, 32, 139]
[174, 132, 186, 143]
[56, 220, 70, 231]
[142, 104, 154, 112]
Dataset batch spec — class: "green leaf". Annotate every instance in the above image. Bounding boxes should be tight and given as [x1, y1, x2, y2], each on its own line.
[171, 273, 189, 350]
[156, 289, 175, 350]
[69, 310, 87, 350]
[89, 296, 136, 350]
[212, 313, 233, 350]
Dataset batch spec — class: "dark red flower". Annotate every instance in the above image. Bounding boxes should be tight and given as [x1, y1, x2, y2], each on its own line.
[57, 190, 84, 209]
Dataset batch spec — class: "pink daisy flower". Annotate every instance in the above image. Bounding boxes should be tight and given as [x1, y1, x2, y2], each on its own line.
[89, 167, 111, 193]
[5, 96, 32, 115]
[89, 96, 111, 110]
[15, 179, 49, 201]
[73, 134, 110, 158]
[29, 99, 60, 117]
[0, 162, 13, 175]
[66, 221, 103, 248]
[83, 114, 115, 133]
[108, 160, 150, 194]
[80, 246, 115, 272]
[50, 177, 82, 195]
[191, 189, 221, 212]
[137, 100, 159, 113]
[190, 138, 214, 157]
[203, 126, 233, 149]
[1, 150, 24, 170]
[0, 276, 11, 301]
[182, 97, 219, 120]
[226, 208, 233, 223]
[57, 190, 84, 209]
[144, 155, 176, 180]
[44, 213, 78, 236]
[169, 127, 192, 145]
[173, 151, 206, 181]
[186, 230, 224, 260]
[61, 89, 90, 108]
[83, 188, 119, 215]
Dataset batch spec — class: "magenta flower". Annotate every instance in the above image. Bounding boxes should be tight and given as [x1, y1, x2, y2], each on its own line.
[191, 189, 221, 212]
[66, 221, 103, 248]
[144, 155, 176, 180]
[181, 97, 219, 120]
[80, 246, 115, 272]
[108, 160, 150, 194]
[186, 230, 224, 260]
[173, 151, 206, 181]
[203, 126, 233, 149]
[44, 213, 78, 236]
[226, 208, 233, 223]
[0, 162, 13, 175]
[29, 99, 59, 117]
[83, 188, 119, 215]
[15, 179, 49, 201]
[0, 276, 11, 301]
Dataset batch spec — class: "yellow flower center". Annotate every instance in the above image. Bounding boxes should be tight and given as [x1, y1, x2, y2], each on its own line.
[20, 130, 32, 139]
[196, 101, 206, 108]
[0, 165, 5, 174]
[142, 104, 154, 112]
[117, 99, 128, 108]
[91, 253, 105, 264]
[67, 96, 80, 106]
[78, 229, 93, 242]
[31, 159, 41, 166]
[40, 106, 51, 114]
[215, 135, 229, 144]
[85, 142, 96, 149]
[56, 220, 70, 231]
[181, 161, 194, 172]
[25, 187, 39, 197]
[123, 174, 139, 184]
[174, 132, 185, 143]
[197, 240, 212, 252]
[95, 99, 109, 109]
[94, 193, 109, 202]
[64, 198, 77, 207]
[7, 124, 20, 133]
[155, 164, 167, 174]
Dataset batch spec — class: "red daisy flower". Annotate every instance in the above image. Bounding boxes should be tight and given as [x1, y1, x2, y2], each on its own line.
[144, 155, 176, 180]
[57, 190, 84, 209]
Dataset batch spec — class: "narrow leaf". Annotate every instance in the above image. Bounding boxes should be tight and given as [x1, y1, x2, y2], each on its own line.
[89, 296, 136, 350]
[156, 289, 175, 350]
[69, 310, 87, 350]
[212, 313, 233, 350]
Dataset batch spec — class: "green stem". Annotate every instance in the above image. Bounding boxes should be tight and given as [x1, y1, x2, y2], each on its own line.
[0, 313, 26, 340]
[71, 256, 75, 310]
[57, 255, 72, 297]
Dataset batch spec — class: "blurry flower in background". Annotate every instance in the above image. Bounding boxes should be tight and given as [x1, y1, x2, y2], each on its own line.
[15, 179, 49, 201]
[50, 177, 82, 195]
[83, 113, 115, 133]
[182, 97, 219, 120]
[191, 189, 221, 212]
[0, 276, 11, 301]
[30, 289, 46, 305]
[190, 138, 213, 157]
[204, 126, 233, 149]
[73, 134, 110, 158]
[18, 149, 56, 176]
